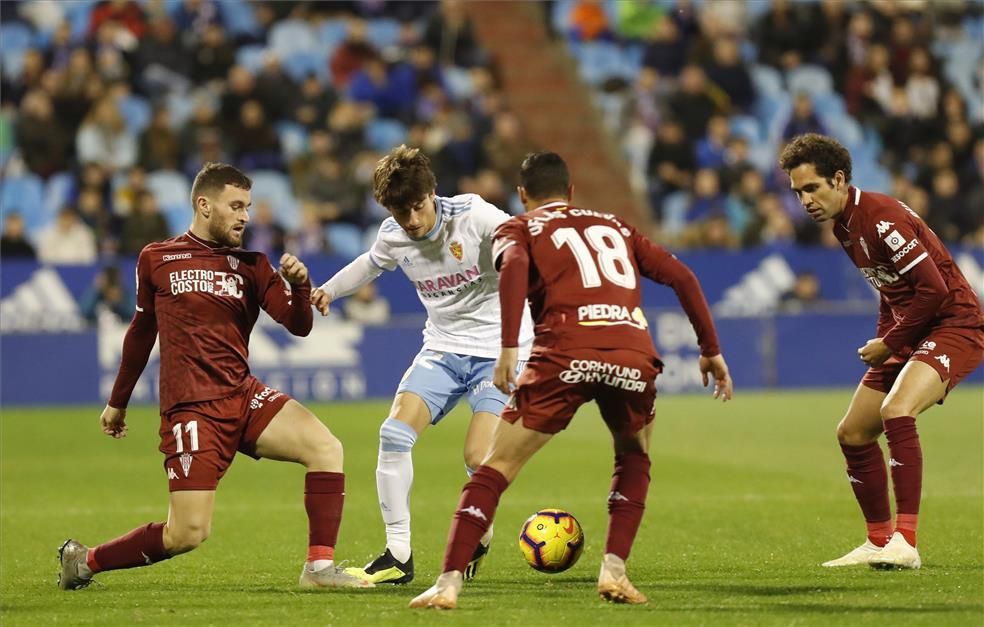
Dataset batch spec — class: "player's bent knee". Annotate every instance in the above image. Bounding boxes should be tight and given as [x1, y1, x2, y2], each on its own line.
[306, 431, 343, 470]
[836, 419, 879, 446]
[879, 398, 916, 422]
[165, 521, 211, 555]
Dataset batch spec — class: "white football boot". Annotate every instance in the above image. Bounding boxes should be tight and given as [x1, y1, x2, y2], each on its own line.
[821, 539, 883, 567]
[408, 571, 463, 609]
[869, 532, 921, 570]
[597, 553, 647, 604]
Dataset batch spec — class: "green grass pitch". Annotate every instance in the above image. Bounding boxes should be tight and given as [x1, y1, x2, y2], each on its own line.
[1, 388, 981, 625]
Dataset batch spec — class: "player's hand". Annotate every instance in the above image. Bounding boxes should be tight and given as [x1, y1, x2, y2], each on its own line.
[311, 287, 331, 316]
[699, 354, 733, 402]
[279, 253, 309, 286]
[493, 347, 519, 395]
[858, 337, 892, 367]
[100, 405, 128, 439]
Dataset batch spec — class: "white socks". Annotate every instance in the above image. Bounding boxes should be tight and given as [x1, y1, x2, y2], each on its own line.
[378, 418, 418, 563]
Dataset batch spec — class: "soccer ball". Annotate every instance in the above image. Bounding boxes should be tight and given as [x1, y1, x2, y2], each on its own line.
[518, 509, 584, 573]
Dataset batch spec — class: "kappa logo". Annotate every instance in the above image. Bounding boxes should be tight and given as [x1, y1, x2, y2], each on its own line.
[460, 505, 488, 521]
[141, 551, 153, 565]
[167, 467, 179, 480]
[875, 221, 894, 236]
[888, 458, 904, 468]
[935, 354, 950, 371]
[180, 452, 193, 477]
[449, 240, 463, 262]
[608, 491, 630, 502]
[162, 252, 192, 262]
[227, 255, 239, 270]
[847, 474, 862, 484]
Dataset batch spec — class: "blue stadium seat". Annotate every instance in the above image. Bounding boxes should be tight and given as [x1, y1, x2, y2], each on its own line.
[235, 45, 267, 74]
[146, 170, 191, 218]
[729, 115, 761, 143]
[1, 49, 27, 81]
[319, 20, 348, 53]
[275, 121, 309, 159]
[325, 223, 366, 259]
[283, 50, 329, 84]
[248, 170, 300, 231]
[366, 18, 401, 50]
[786, 64, 833, 97]
[365, 118, 408, 152]
[811, 92, 846, 118]
[221, 0, 259, 38]
[0, 23, 35, 54]
[821, 111, 863, 150]
[750, 64, 783, 97]
[118, 95, 152, 134]
[269, 20, 319, 58]
[1, 175, 46, 234]
[162, 204, 191, 236]
[660, 191, 691, 237]
[64, 0, 96, 43]
[43, 171, 75, 220]
[442, 65, 475, 101]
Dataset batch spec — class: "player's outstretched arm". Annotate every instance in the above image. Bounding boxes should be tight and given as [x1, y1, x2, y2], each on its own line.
[311, 287, 331, 316]
[315, 252, 384, 314]
[699, 354, 733, 402]
[100, 405, 128, 439]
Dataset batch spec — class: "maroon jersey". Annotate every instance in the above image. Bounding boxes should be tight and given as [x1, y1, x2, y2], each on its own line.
[834, 186, 983, 355]
[109, 232, 312, 412]
[493, 202, 720, 358]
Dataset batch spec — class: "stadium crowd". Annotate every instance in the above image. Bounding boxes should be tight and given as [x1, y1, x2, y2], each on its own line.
[0, 0, 981, 266]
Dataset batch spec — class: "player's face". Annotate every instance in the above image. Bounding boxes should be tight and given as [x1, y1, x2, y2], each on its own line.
[205, 185, 251, 247]
[788, 163, 847, 223]
[389, 194, 437, 239]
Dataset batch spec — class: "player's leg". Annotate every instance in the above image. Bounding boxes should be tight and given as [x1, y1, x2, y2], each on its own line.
[822, 380, 894, 566]
[351, 351, 465, 584]
[869, 360, 948, 569]
[59, 490, 214, 590]
[251, 399, 369, 588]
[461, 410, 499, 579]
[409, 417, 554, 609]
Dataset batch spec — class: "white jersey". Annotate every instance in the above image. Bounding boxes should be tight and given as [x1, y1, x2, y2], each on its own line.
[369, 194, 533, 359]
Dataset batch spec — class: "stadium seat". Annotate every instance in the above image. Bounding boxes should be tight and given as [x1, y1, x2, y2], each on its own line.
[162, 204, 191, 236]
[118, 95, 152, 134]
[749, 64, 783, 97]
[660, 190, 692, 237]
[811, 92, 846, 118]
[786, 64, 833, 97]
[221, 0, 260, 38]
[283, 50, 329, 84]
[235, 45, 268, 74]
[249, 170, 300, 231]
[269, 19, 319, 58]
[366, 19, 401, 50]
[42, 171, 75, 221]
[0, 175, 46, 234]
[442, 65, 474, 102]
[319, 19, 348, 53]
[146, 170, 191, 217]
[275, 121, 309, 159]
[325, 223, 366, 260]
[0, 22, 36, 54]
[365, 118, 408, 152]
[729, 115, 761, 143]
[1, 49, 27, 82]
[820, 111, 863, 150]
[63, 0, 96, 43]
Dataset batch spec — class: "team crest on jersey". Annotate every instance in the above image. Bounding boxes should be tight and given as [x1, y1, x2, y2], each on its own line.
[227, 255, 239, 270]
[449, 240, 463, 262]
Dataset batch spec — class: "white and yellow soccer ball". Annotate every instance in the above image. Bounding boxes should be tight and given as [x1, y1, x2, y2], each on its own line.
[518, 509, 584, 573]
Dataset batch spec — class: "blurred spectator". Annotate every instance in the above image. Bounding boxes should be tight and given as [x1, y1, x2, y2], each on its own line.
[15, 90, 72, 178]
[718, 136, 754, 192]
[180, 94, 224, 156]
[704, 38, 755, 112]
[231, 100, 282, 171]
[52, 48, 103, 133]
[2, 48, 46, 107]
[726, 168, 766, 239]
[423, 0, 483, 67]
[646, 118, 694, 205]
[432, 113, 483, 194]
[220, 65, 258, 131]
[686, 168, 728, 225]
[113, 166, 148, 217]
[754, 0, 809, 70]
[139, 107, 182, 171]
[120, 190, 171, 254]
[301, 155, 365, 225]
[135, 15, 192, 96]
[88, 0, 147, 40]
[289, 208, 328, 256]
[482, 111, 534, 188]
[568, 0, 613, 42]
[79, 265, 134, 324]
[289, 129, 335, 195]
[326, 101, 369, 163]
[614, 0, 663, 42]
[904, 47, 939, 120]
[191, 23, 236, 84]
[172, 0, 224, 42]
[295, 74, 337, 130]
[683, 214, 739, 250]
[76, 95, 138, 173]
[349, 55, 417, 121]
[695, 114, 730, 170]
[343, 283, 390, 325]
[77, 187, 120, 254]
[668, 65, 722, 142]
[749, 193, 797, 246]
[927, 168, 964, 243]
[254, 54, 301, 122]
[641, 16, 687, 77]
[183, 128, 230, 180]
[779, 271, 822, 313]
[243, 200, 287, 259]
[783, 93, 827, 141]
[0, 213, 36, 259]
[330, 17, 379, 89]
[37, 207, 98, 265]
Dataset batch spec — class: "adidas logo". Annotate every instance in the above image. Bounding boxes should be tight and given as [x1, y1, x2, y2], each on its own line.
[460, 505, 488, 521]
[0, 267, 85, 332]
[888, 458, 904, 467]
[717, 253, 796, 315]
[847, 474, 862, 484]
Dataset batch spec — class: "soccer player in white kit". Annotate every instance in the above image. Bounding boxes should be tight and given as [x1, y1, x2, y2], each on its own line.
[311, 145, 533, 584]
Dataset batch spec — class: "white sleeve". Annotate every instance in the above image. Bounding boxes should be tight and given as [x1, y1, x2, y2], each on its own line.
[471, 196, 511, 237]
[318, 252, 384, 300]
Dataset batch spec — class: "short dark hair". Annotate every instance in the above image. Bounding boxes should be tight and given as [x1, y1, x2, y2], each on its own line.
[519, 152, 570, 200]
[373, 144, 436, 210]
[778, 133, 852, 183]
[190, 162, 252, 207]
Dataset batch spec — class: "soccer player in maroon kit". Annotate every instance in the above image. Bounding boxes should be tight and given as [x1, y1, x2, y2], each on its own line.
[780, 134, 984, 569]
[57, 163, 371, 590]
[410, 152, 733, 609]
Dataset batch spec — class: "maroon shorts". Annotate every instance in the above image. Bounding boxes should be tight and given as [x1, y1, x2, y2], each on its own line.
[501, 348, 662, 435]
[862, 327, 984, 401]
[159, 376, 292, 491]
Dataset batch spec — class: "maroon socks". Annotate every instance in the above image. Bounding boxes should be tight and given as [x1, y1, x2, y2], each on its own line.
[305, 471, 345, 562]
[605, 452, 651, 560]
[442, 466, 509, 573]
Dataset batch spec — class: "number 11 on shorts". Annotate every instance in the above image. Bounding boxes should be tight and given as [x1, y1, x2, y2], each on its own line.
[171, 420, 199, 453]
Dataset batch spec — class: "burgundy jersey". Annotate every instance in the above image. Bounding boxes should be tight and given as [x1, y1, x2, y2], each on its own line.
[109, 232, 312, 412]
[493, 202, 720, 358]
[834, 186, 983, 354]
